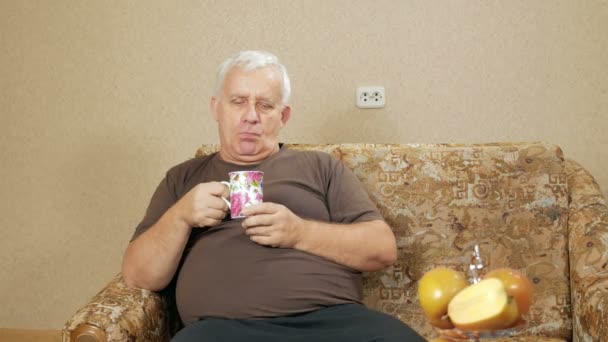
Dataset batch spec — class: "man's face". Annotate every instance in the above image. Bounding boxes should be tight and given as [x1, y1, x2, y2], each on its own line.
[211, 66, 291, 164]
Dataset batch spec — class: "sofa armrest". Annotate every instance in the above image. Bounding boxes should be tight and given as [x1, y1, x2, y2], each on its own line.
[62, 273, 172, 342]
[566, 159, 608, 341]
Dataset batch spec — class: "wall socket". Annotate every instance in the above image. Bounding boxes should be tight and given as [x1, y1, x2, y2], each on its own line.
[356, 86, 385, 108]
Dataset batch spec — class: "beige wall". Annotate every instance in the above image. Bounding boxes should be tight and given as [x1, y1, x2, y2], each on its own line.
[1, 0, 606, 329]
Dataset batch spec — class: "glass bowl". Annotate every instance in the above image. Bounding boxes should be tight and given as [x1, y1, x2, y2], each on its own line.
[435, 324, 525, 341]
[431, 244, 528, 341]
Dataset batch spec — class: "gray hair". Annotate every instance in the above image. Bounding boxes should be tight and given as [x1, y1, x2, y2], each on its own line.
[215, 50, 291, 104]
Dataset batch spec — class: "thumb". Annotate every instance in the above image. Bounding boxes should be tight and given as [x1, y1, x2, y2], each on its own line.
[207, 181, 230, 197]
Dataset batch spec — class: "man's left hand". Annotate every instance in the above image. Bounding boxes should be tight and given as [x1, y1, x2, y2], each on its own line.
[240, 203, 304, 248]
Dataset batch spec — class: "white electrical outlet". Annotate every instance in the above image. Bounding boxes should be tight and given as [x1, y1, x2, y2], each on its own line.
[356, 86, 385, 108]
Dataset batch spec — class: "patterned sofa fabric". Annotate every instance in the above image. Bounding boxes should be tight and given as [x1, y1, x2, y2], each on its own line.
[565, 159, 608, 341]
[62, 274, 170, 342]
[63, 142, 608, 341]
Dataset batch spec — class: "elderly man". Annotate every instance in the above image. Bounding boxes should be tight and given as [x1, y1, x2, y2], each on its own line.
[122, 51, 425, 341]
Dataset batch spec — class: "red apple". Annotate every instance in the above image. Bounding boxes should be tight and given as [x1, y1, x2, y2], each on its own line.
[485, 268, 533, 317]
[448, 278, 520, 331]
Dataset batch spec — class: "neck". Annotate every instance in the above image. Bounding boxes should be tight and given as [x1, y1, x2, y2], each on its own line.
[219, 144, 280, 165]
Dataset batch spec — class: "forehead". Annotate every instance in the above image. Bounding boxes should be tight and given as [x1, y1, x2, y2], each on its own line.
[222, 66, 282, 99]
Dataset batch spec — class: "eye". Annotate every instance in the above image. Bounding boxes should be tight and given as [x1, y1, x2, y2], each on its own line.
[257, 102, 275, 111]
[231, 98, 246, 105]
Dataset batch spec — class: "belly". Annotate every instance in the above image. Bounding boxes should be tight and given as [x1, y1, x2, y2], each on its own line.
[175, 224, 362, 324]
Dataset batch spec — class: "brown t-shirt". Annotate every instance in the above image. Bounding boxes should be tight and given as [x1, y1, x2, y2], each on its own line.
[131, 145, 383, 324]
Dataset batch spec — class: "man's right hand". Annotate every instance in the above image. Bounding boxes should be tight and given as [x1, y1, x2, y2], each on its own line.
[171, 182, 230, 228]
[122, 181, 230, 291]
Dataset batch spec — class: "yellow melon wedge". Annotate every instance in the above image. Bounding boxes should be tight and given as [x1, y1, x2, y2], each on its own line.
[447, 278, 519, 331]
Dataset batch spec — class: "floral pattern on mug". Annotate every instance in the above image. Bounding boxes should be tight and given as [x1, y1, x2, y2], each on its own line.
[228, 171, 264, 218]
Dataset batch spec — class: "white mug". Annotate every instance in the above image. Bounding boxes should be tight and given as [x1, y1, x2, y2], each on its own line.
[220, 171, 264, 219]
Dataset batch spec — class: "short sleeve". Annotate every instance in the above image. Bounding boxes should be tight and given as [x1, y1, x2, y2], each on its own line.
[130, 174, 178, 242]
[325, 156, 384, 224]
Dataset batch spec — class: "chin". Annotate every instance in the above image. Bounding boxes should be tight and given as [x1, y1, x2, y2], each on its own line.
[238, 140, 260, 155]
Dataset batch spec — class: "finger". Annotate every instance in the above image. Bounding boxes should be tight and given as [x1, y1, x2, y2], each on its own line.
[241, 202, 280, 216]
[196, 218, 222, 228]
[249, 235, 277, 246]
[244, 226, 273, 237]
[242, 214, 273, 229]
[194, 208, 225, 226]
[218, 182, 230, 199]
[207, 195, 229, 211]
[203, 207, 227, 220]
[206, 181, 230, 196]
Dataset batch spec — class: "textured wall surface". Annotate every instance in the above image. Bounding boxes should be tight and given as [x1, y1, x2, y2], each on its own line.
[1, 0, 606, 329]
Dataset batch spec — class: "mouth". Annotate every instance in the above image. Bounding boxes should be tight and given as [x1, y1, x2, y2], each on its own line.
[238, 132, 261, 140]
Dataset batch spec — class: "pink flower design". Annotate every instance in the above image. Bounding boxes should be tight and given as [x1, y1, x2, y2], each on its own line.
[244, 192, 250, 206]
[231, 193, 243, 217]
[247, 171, 263, 184]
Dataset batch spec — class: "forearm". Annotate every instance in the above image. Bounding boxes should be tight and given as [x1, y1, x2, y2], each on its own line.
[122, 206, 191, 292]
[294, 219, 397, 272]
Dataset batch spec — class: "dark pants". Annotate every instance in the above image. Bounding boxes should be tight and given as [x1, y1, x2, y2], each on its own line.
[172, 303, 426, 342]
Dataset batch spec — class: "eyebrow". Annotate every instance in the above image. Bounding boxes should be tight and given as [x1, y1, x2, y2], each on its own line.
[229, 93, 277, 102]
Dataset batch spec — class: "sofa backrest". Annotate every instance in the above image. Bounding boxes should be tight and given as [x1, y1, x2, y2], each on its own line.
[196, 142, 571, 339]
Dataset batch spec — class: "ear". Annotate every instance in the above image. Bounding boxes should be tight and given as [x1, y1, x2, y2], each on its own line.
[280, 105, 291, 127]
[210, 96, 219, 122]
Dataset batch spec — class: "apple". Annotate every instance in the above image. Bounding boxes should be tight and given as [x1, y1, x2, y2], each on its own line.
[418, 267, 468, 329]
[447, 278, 519, 331]
[485, 268, 533, 317]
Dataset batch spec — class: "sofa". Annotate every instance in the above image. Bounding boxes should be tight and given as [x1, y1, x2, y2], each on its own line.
[63, 142, 608, 341]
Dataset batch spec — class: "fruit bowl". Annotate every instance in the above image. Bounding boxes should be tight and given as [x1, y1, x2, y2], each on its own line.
[420, 244, 532, 341]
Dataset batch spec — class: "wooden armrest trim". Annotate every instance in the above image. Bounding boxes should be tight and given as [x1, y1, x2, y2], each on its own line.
[69, 323, 106, 342]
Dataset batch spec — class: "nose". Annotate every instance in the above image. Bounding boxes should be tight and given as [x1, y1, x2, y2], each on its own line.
[242, 103, 260, 123]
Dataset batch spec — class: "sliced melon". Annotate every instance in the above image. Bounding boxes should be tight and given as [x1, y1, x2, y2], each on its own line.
[447, 278, 519, 331]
